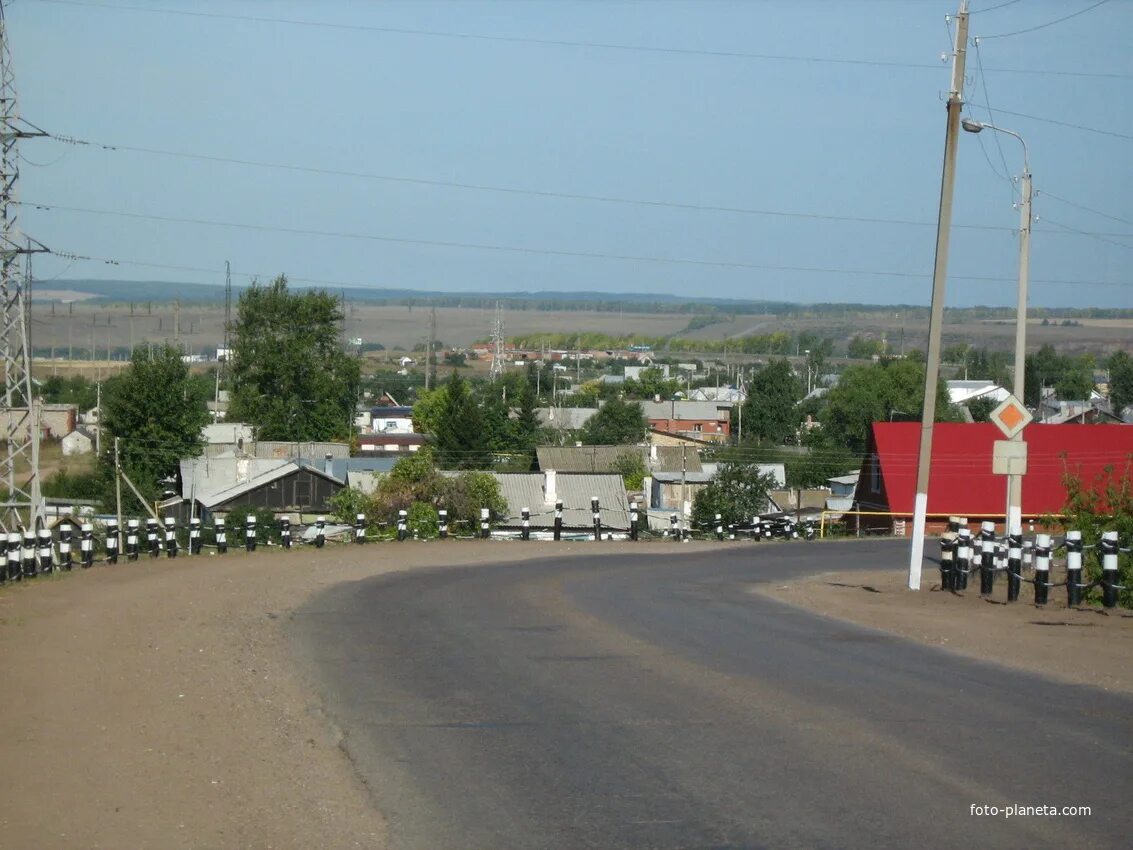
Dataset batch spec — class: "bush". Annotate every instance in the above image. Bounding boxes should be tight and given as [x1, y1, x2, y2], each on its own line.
[223, 505, 279, 545]
[1059, 463, 1133, 607]
[407, 502, 438, 538]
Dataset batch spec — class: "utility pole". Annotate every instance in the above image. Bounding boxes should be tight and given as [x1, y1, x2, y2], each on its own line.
[173, 299, 181, 345]
[1006, 159, 1032, 534]
[490, 301, 503, 381]
[114, 437, 123, 541]
[425, 304, 436, 391]
[216, 261, 231, 419]
[680, 443, 688, 520]
[908, 0, 969, 590]
[95, 381, 101, 455]
[0, 2, 48, 529]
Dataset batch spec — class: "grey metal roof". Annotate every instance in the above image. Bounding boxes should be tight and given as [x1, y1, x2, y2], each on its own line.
[641, 400, 732, 421]
[493, 472, 630, 530]
[179, 457, 293, 508]
[535, 407, 599, 430]
[648, 445, 702, 473]
[650, 470, 715, 484]
[326, 456, 399, 481]
[253, 440, 350, 460]
[536, 445, 645, 473]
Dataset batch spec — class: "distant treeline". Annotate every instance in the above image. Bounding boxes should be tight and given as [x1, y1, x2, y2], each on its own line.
[36, 279, 1133, 320]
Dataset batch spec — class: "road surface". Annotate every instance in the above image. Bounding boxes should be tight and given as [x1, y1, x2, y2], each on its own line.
[289, 540, 1131, 849]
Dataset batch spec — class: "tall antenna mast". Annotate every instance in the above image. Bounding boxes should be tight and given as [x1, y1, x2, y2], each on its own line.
[1, 2, 48, 530]
[489, 301, 503, 381]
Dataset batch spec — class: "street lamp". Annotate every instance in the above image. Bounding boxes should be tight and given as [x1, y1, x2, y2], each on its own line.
[961, 118, 1031, 536]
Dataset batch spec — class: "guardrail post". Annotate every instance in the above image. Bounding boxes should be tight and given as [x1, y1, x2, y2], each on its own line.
[1065, 530, 1083, 607]
[104, 519, 119, 565]
[715, 513, 724, 541]
[629, 501, 639, 541]
[315, 517, 326, 548]
[355, 513, 367, 544]
[395, 509, 406, 541]
[165, 517, 179, 558]
[189, 517, 202, 555]
[480, 507, 490, 539]
[1033, 533, 1051, 605]
[940, 519, 956, 591]
[279, 517, 291, 549]
[956, 526, 972, 591]
[553, 501, 563, 541]
[592, 497, 601, 542]
[1006, 528, 1022, 602]
[1100, 530, 1119, 609]
[215, 517, 228, 554]
[669, 513, 679, 541]
[979, 520, 996, 596]
[37, 528, 53, 574]
[521, 508, 530, 541]
[242, 515, 255, 552]
[5, 531, 19, 581]
[21, 529, 35, 578]
[146, 518, 161, 559]
[438, 509, 448, 540]
[126, 518, 140, 560]
[80, 523, 94, 569]
[60, 521, 74, 570]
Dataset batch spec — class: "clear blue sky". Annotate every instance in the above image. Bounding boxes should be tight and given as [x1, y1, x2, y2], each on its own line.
[8, 0, 1132, 307]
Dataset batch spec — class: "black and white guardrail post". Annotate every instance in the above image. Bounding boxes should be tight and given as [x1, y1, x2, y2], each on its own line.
[1033, 533, 1051, 605]
[553, 501, 563, 541]
[215, 517, 228, 555]
[80, 523, 95, 569]
[1006, 527, 1022, 603]
[398, 509, 408, 542]
[715, 513, 724, 541]
[37, 528, 53, 574]
[1100, 530, 1119, 609]
[244, 515, 257, 552]
[979, 520, 996, 596]
[480, 507, 490, 539]
[521, 508, 530, 541]
[438, 509, 448, 540]
[629, 501, 638, 542]
[59, 522, 74, 570]
[21, 529, 35, 579]
[1065, 530, 1083, 607]
[165, 517, 179, 558]
[940, 517, 958, 591]
[5, 532, 19, 581]
[591, 497, 601, 542]
[355, 513, 367, 545]
[279, 517, 291, 550]
[189, 517, 202, 555]
[955, 525, 972, 591]
[126, 519, 140, 561]
[314, 517, 326, 549]
[669, 513, 679, 541]
[105, 518, 119, 564]
[146, 518, 161, 559]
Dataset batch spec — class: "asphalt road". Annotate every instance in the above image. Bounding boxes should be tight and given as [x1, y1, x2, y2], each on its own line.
[289, 541, 1132, 849]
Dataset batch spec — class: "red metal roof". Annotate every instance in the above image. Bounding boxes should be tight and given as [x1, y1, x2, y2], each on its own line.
[858, 422, 1133, 516]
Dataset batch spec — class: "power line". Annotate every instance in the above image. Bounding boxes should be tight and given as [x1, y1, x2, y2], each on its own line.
[34, 0, 1133, 80]
[972, 0, 1027, 12]
[970, 40, 1016, 192]
[965, 103, 1133, 141]
[979, 0, 1111, 39]
[1039, 191, 1133, 226]
[1041, 216, 1133, 251]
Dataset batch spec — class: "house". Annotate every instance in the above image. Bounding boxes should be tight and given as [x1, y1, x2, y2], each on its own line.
[254, 440, 351, 460]
[947, 380, 1010, 407]
[647, 463, 784, 514]
[1037, 398, 1124, 425]
[1, 404, 77, 441]
[690, 386, 745, 403]
[491, 470, 631, 535]
[641, 400, 732, 442]
[625, 364, 669, 381]
[325, 456, 400, 494]
[61, 428, 94, 456]
[202, 422, 255, 457]
[853, 422, 1133, 535]
[176, 455, 346, 521]
[356, 432, 427, 454]
[368, 406, 415, 434]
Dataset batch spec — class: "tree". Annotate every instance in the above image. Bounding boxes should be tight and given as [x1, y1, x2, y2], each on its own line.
[691, 461, 778, 528]
[822, 359, 954, 455]
[434, 372, 491, 469]
[1023, 344, 1094, 406]
[227, 275, 360, 441]
[101, 344, 210, 509]
[580, 398, 647, 445]
[1108, 351, 1133, 412]
[739, 358, 802, 444]
[967, 396, 998, 423]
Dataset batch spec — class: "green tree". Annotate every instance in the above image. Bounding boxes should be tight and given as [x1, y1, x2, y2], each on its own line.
[227, 275, 360, 441]
[691, 461, 778, 528]
[822, 359, 954, 455]
[967, 396, 998, 423]
[1108, 351, 1133, 412]
[434, 372, 491, 468]
[580, 398, 647, 445]
[39, 374, 98, 411]
[101, 344, 210, 509]
[740, 358, 802, 444]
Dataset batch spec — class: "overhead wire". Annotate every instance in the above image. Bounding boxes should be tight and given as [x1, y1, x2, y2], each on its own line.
[963, 104, 1133, 141]
[1039, 191, 1133, 226]
[33, 0, 1133, 80]
[970, 38, 1018, 196]
[979, 0, 1111, 39]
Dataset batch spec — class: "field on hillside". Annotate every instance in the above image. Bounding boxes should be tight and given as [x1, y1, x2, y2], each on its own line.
[28, 300, 1133, 358]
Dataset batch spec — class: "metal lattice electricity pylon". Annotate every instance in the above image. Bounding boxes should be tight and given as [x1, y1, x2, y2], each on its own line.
[1, 3, 48, 530]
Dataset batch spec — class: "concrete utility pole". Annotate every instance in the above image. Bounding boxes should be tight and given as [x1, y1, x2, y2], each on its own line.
[425, 304, 436, 391]
[908, 0, 969, 590]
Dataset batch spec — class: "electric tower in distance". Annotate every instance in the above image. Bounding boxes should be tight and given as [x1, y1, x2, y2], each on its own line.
[0, 2, 47, 530]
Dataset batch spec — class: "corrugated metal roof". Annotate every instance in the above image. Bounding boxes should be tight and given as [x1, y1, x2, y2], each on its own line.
[493, 472, 630, 530]
[648, 445, 702, 473]
[641, 400, 732, 421]
[536, 445, 644, 473]
[254, 441, 350, 460]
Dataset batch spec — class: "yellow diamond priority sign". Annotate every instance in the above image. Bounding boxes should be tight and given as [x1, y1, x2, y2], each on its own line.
[989, 394, 1032, 439]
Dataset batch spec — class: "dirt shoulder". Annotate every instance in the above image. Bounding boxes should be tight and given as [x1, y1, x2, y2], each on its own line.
[0, 540, 659, 850]
[757, 567, 1133, 694]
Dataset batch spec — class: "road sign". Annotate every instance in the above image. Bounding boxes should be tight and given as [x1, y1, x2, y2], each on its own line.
[993, 440, 1028, 475]
[989, 395, 1032, 439]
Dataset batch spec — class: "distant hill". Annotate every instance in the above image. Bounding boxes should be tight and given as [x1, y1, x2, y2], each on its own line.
[35, 278, 1133, 320]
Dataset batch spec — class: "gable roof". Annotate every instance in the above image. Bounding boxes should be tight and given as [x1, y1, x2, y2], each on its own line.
[179, 456, 343, 509]
[492, 472, 630, 530]
[641, 400, 732, 422]
[858, 422, 1133, 516]
[648, 445, 702, 473]
[536, 445, 644, 473]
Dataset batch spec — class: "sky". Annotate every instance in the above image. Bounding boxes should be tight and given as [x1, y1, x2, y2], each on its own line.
[6, 0, 1132, 308]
